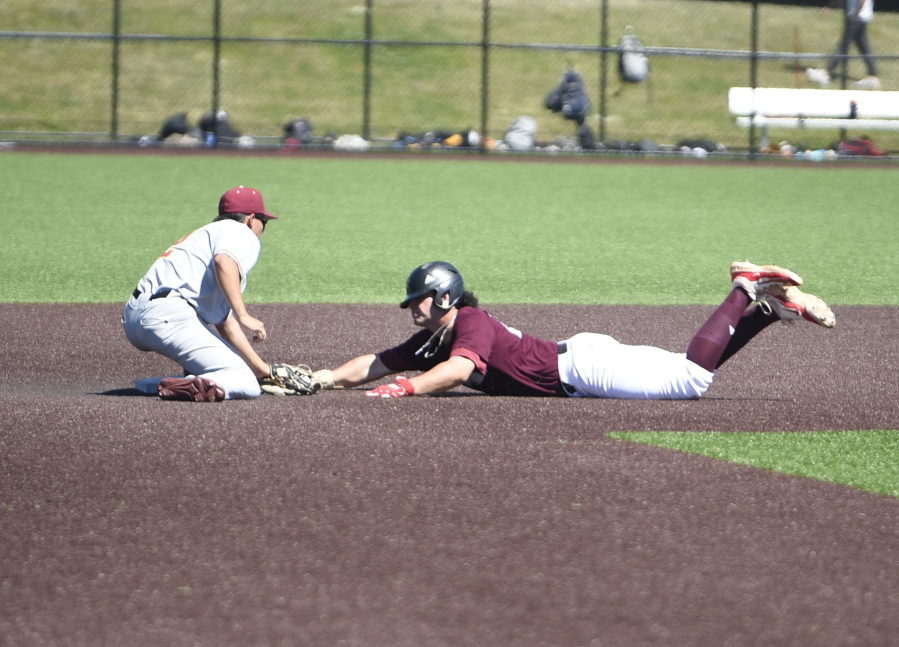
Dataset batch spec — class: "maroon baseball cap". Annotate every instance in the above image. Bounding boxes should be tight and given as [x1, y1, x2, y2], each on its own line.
[218, 186, 278, 219]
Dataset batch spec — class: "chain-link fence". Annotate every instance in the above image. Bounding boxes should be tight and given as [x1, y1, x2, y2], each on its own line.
[2, 0, 897, 153]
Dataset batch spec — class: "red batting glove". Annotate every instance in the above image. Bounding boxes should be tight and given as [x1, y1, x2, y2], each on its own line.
[365, 376, 415, 398]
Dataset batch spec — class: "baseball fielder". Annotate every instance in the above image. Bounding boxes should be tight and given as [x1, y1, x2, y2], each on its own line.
[123, 186, 315, 402]
[311, 260, 835, 399]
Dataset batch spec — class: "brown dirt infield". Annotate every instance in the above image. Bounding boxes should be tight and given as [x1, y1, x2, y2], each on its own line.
[2, 303, 898, 647]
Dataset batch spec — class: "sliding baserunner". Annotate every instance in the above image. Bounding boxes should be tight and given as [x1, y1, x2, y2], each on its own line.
[309, 260, 834, 399]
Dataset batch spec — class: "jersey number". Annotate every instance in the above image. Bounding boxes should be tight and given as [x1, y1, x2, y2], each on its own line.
[160, 231, 195, 258]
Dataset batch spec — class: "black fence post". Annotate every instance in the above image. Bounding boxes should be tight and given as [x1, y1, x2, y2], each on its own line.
[211, 0, 221, 146]
[838, 15, 848, 141]
[749, 0, 759, 157]
[839, 22, 848, 90]
[599, 0, 607, 144]
[111, 0, 121, 140]
[480, 0, 490, 152]
[363, 0, 373, 141]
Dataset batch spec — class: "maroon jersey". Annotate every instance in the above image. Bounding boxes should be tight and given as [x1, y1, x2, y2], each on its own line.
[379, 307, 565, 397]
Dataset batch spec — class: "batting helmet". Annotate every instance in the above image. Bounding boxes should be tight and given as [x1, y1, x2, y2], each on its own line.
[400, 261, 465, 310]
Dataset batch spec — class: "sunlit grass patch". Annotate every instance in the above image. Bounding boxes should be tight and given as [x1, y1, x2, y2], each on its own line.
[609, 430, 899, 497]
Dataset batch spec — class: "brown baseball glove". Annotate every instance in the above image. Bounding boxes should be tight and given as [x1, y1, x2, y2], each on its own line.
[260, 363, 320, 396]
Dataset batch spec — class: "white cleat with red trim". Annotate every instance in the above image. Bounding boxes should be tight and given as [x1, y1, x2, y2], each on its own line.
[730, 260, 803, 301]
[762, 284, 835, 329]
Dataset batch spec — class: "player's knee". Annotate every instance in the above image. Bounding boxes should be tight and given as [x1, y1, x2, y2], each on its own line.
[229, 376, 262, 400]
[203, 369, 262, 399]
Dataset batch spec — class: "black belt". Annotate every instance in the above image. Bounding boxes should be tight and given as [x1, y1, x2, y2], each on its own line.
[558, 342, 568, 355]
[132, 288, 173, 301]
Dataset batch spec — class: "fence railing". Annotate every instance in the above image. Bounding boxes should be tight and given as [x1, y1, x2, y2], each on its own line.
[1, 0, 896, 153]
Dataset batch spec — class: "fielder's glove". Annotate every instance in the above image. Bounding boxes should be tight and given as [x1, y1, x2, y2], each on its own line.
[260, 363, 320, 396]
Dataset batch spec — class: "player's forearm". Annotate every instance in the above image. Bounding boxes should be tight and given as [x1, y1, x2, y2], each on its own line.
[406, 356, 474, 395]
[332, 354, 392, 387]
[213, 253, 267, 341]
[216, 318, 270, 378]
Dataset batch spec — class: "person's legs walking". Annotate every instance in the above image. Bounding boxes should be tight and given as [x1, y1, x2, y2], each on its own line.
[854, 22, 879, 81]
[827, 20, 855, 79]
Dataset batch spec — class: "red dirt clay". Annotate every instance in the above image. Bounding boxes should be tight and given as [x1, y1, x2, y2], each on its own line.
[2, 303, 898, 646]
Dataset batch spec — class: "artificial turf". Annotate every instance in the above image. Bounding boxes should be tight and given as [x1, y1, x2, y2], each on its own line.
[609, 430, 899, 498]
[5, 152, 898, 305]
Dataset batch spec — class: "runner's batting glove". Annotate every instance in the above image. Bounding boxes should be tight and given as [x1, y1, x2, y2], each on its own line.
[312, 369, 336, 390]
[365, 376, 415, 398]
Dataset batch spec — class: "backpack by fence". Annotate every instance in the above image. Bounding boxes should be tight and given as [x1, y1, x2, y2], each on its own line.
[545, 69, 591, 126]
[619, 26, 650, 84]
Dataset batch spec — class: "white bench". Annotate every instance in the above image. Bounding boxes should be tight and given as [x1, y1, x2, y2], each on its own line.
[728, 87, 899, 133]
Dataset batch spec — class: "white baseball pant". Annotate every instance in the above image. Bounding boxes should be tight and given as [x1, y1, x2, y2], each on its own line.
[122, 292, 262, 399]
[557, 333, 715, 400]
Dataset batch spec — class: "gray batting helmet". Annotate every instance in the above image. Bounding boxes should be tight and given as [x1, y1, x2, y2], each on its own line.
[400, 261, 465, 310]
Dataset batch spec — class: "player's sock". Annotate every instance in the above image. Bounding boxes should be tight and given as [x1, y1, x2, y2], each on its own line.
[714, 303, 779, 368]
[685, 288, 751, 372]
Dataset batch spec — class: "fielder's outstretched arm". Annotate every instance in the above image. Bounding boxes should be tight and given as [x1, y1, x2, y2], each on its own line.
[216, 315, 271, 379]
[213, 253, 266, 342]
[213, 253, 271, 379]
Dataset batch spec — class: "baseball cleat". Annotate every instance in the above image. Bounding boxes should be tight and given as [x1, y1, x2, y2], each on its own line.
[157, 376, 226, 402]
[730, 260, 803, 301]
[762, 285, 836, 329]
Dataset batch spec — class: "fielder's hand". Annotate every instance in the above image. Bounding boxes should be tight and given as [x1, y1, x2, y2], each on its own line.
[260, 363, 319, 396]
[365, 376, 415, 398]
[237, 312, 267, 342]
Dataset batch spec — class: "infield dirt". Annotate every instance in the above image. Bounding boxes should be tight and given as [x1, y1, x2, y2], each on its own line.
[2, 303, 898, 646]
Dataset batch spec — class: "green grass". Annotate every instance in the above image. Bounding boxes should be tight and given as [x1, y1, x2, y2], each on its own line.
[609, 430, 899, 498]
[3, 152, 899, 304]
[1, 0, 898, 149]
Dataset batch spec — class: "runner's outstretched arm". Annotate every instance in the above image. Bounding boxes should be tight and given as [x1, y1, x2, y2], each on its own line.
[332, 354, 393, 388]
[399, 356, 475, 395]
